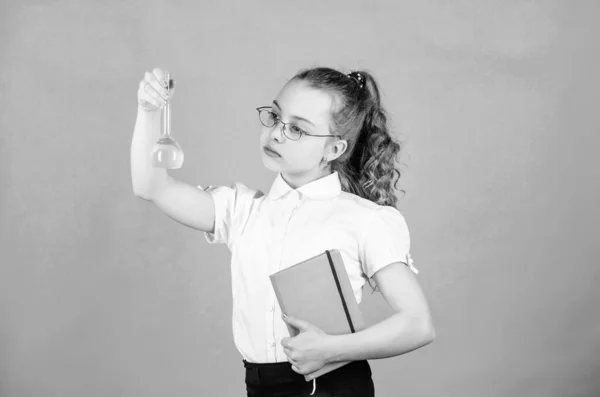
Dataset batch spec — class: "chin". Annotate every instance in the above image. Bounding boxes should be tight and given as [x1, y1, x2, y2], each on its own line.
[261, 156, 283, 172]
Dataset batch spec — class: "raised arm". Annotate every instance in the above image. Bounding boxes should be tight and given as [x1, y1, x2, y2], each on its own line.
[130, 68, 216, 233]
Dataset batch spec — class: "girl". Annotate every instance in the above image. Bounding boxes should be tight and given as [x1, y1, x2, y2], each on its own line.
[131, 67, 435, 397]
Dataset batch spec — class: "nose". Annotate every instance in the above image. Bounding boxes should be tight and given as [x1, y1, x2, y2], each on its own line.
[268, 121, 285, 143]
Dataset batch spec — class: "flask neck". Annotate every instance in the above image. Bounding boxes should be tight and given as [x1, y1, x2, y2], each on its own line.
[162, 102, 171, 137]
[162, 71, 171, 137]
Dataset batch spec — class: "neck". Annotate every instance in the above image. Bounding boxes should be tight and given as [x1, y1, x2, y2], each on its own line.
[281, 167, 333, 189]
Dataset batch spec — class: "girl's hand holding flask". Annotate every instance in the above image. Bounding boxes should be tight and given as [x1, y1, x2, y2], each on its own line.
[137, 67, 184, 169]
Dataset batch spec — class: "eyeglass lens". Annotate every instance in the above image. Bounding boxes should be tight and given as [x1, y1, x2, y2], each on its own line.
[258, 109, 302, 140]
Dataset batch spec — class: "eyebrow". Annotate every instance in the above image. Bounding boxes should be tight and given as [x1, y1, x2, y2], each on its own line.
[272, 100, 315, 127]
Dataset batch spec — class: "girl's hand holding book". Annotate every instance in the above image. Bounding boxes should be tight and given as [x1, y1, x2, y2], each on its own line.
[280, 314, 335, 379]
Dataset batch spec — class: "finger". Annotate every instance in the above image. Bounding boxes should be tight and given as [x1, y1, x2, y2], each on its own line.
[138, 94, 162, 111]
[145, 72, 169, 102]
[283, 315, 307, 331]
[138, 84, 161, 109]
[142, 80, 167, 107]
[153, 68, 175, 93]
[138, 82, 163, 110]
[142, 86, 166, 108]
[291, 364, 307, 375]
[152, 67, 169, 88]
[144, 71, 168, 100]
[153, 68, 175, 94]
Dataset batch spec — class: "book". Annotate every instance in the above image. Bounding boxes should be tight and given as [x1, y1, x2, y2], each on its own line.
[269, 249, 366, 381]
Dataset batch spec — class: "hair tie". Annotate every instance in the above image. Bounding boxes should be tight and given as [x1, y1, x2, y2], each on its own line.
[347, 72, 365, 89]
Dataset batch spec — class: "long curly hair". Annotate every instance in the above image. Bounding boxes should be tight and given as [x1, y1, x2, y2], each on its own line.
[292, 67, 407, 292]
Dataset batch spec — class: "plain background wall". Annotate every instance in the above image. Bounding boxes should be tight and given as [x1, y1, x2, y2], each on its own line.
[1, 1, 599, 396]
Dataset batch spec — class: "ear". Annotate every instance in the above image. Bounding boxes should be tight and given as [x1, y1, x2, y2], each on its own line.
[326, 140, 347, 162]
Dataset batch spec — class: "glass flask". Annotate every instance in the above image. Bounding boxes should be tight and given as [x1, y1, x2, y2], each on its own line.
[151, 72, 184, 169]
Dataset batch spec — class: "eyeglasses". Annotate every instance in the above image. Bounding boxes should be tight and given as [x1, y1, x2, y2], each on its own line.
[256, 106, 342, 141]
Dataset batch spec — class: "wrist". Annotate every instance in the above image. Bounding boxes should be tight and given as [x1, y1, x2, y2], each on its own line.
[325, 334, 344, 363]
[137, 104, 161, 119]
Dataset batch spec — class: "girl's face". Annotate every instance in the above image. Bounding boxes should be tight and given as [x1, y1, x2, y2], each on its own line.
[259, 79, 344, 183]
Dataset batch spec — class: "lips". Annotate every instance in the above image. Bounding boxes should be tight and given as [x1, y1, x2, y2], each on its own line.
[264, 146, 281, 156]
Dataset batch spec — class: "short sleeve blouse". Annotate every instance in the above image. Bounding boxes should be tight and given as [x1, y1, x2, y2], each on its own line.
[359, 206, 417, 281]
[198, 182, 259, 248]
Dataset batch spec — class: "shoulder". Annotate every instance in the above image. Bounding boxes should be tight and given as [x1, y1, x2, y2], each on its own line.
[338, 191, 406, 220]
[231, 181, 265, 200]
[338, 193, 410, 238]
[338, 190, 379, 212]
[200, 181, 265, 201]
[367, 205, 409, 233]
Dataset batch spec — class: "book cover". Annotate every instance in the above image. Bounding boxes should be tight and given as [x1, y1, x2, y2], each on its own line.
[269, 249, 366, 381]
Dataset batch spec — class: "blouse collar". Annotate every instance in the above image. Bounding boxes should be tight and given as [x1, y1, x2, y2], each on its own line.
[267, 171, 342, 201]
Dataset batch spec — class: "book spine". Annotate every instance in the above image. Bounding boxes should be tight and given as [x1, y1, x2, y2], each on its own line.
[304, 251, 357, 381]
[325, 250, 355, 333]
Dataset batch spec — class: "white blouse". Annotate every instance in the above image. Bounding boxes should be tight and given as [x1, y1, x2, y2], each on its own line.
[200, 171, 417, 364]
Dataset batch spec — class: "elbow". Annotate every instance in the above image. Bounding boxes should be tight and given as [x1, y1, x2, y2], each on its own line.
[132, 180, 156, 201]
[422, 318, 436, 345]
[132, 188, 152, 201]
[132, 188, 145, 199]
[426, 325, 436, 344]
[414, 315, 436, 346]
[132, 180, 145, 199]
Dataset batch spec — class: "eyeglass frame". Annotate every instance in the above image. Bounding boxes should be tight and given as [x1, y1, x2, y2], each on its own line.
[256, 106, 343, 141]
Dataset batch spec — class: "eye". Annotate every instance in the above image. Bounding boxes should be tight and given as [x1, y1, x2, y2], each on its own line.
[290, 125, 306, 135]
[270, 111, 280, 121]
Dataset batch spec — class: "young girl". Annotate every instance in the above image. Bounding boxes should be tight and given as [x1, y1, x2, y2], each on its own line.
[131, 67, 435, 397]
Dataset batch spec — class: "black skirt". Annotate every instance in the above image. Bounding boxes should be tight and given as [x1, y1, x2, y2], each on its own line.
[243, 359, 375, 397]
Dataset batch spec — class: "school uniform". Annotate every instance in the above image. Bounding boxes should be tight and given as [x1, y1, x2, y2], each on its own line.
[201, 171, 417, 397]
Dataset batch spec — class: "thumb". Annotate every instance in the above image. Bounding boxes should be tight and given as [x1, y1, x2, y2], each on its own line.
[283, 314, 311, 332]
